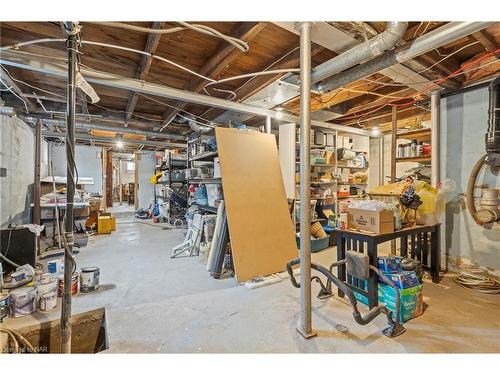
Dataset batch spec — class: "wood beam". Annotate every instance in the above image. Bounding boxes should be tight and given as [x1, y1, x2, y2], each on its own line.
[391, 107, 397, 183]
[473, 30, 497, 52]
[0, 68, 37, 112]
[161, 22, 266, 126]
[125, 22, 165, 125]
[202, 45, 326, 122]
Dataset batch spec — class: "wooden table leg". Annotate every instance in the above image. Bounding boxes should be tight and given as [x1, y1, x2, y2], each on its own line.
[367, 238, 378, 309]
[431, 227, 441, 283]
[337, 232, 346, 298]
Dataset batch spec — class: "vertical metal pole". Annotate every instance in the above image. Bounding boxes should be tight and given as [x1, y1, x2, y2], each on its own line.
[298, 21, 315, 339]
[431, 90, 441, 187]
[378, 137, 385, 186]
[34, 120, 41, 225]
[61, 22, 78, 354]
[390, 106, 397, 183]
[265, 115, 272, 134]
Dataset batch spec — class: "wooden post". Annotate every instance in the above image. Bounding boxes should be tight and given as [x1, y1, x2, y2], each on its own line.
[101, 148, 107, 212]
[390, 107, 397, 255]
[118, 159, 123, 206]
[106, 150, 113, 208]
[390, 106, 397, 183]
[134, 152, 139, 210]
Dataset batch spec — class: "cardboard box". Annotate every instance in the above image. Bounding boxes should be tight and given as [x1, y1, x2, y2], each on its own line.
[347, 208, 394, 234]
[353, 283, 424, 322]
[379, 283, 423, 322]
[377, 256, 402, 273]
[381, 271, 421, 290]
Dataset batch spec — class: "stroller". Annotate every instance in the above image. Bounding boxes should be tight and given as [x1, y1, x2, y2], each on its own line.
[165, 187, 188, 227]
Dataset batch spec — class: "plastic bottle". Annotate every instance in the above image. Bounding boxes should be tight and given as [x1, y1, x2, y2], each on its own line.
[417, 141, 423, 157]
[410, 140, 417, 157]
[398, 144, 404, 158]
[404, 143, 411, 158]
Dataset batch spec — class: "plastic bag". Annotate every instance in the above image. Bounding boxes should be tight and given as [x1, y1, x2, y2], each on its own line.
[415, 180, 457, 225]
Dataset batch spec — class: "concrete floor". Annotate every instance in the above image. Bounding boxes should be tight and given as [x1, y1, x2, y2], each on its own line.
[5, 213, 500, 353]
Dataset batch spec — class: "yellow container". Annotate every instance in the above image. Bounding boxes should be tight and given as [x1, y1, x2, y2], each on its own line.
[98, 216, 111, 234]
[110, 215, 116, 231]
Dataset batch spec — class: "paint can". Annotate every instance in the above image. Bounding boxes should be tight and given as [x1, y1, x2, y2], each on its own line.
[0, 293, 11, 322]
[36, 278, 58, 312]
[10, 287, 37, 317]
[80, 267, 100, 293]
[47, 259, 62, 275]
[57, 272, 78, 297]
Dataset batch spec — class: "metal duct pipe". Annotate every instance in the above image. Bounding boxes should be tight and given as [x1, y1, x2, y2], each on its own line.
[61, 21, 77, 354]
[298, 21, 315, 339]
[20, 115, 186, 141]
[42, 130, 187, 148]
[430, 90, 441, 186]
[176, 113, 212, 133]
[317, 22, 494, 93]
[311, 22, 408, 84]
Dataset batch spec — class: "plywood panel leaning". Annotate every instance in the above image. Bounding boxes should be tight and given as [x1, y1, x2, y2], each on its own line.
[215, 127, 298, 282]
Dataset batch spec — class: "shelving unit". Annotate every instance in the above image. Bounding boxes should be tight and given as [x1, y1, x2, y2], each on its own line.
[396, 156, 431, 164]
[154, 151, 188, 206]
[187, 130, 223, 213]
[391, 117, 433, 180]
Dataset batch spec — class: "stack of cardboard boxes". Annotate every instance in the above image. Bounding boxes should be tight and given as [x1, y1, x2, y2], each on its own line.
[377, 256, 424, 322]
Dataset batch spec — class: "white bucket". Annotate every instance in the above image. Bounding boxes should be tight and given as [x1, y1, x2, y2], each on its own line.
[80, 267, 100, 293]
[37, 279, 57, 312]
[10, 287, 37, 317]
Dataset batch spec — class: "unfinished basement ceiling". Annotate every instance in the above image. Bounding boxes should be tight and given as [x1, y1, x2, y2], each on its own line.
[0, 21, 499, 149]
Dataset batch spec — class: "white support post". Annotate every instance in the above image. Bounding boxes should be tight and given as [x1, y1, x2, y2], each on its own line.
[298, 21, 316, 339]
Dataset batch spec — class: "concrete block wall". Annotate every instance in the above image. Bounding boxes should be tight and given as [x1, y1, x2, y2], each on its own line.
[0, 115, 48, 226]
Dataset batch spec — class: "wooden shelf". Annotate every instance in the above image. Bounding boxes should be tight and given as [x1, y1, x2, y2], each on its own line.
[396, 128, 431, 142]
[396, 156, 431, 164]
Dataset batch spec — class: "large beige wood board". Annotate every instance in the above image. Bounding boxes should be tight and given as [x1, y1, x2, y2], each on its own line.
[216, 127, 298, 282]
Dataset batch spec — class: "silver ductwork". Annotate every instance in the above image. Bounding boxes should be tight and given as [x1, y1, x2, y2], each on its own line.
[20, 115, 186, 140]
[317, 21, 495, 93]
[311, 21, 408, 84]
[175, 113, 212, 133]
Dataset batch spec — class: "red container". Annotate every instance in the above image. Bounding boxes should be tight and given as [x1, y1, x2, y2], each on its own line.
[423, 144, 431, 157]
[57, 272, 78, 297]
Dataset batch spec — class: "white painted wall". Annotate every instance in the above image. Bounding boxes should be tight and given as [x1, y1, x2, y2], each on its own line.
[50, 144, 102, 194]
[137, 151, 156, 209]
[441, 86, 500, 274]
[369, 86, 499, 273]
[0, 115, 48, 226]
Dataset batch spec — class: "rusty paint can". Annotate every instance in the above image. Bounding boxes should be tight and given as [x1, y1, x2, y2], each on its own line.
[80, 267, 100, 293]
[57, 272, 78, 297]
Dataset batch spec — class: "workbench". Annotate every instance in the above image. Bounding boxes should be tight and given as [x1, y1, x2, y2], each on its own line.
[334, 224, 441, 309]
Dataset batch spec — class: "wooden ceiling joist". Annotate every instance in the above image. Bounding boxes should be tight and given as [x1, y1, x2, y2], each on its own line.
[472, 30, 498, 52]
[161, 22, 267, 126]
[125, 21, 165, 125]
